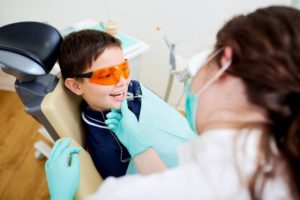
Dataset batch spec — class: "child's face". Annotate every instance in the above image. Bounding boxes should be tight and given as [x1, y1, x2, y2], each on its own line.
[73, 47, 130, 111]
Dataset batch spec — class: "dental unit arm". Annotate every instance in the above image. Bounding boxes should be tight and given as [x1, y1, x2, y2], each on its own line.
[157, 27, 210, 104]
[156, 27, 177, 102]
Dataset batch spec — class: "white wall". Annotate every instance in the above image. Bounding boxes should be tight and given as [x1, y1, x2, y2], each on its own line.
[0, 0, 291, 106]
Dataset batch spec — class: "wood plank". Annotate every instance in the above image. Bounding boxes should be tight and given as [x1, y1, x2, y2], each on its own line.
[0, 90, 49, 199]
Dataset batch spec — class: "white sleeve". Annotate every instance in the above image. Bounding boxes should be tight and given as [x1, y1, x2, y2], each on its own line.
[85, 130, 287, 200]
[85, 163, 231, 200]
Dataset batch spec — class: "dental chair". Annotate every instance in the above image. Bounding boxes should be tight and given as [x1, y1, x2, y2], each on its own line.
[0, 22, 102, 199]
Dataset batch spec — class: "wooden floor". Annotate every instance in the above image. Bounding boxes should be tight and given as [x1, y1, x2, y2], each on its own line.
[0, 90, 50, 200]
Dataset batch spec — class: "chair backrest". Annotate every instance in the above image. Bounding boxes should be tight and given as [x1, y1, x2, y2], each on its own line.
[41, 75, 102, 199]
[41, 76, 86, 146]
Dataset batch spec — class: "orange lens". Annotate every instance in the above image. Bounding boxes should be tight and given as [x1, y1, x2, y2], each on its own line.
[89, 60, 130, 85]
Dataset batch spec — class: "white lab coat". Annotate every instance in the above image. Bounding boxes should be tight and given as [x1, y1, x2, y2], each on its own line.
[86, 129, 291, 200]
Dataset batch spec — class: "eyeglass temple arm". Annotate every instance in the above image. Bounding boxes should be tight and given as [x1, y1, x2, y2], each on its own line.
[73, 72, 93, 78]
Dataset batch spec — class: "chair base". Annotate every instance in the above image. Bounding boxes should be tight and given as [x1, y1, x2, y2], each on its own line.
[33, 127, 54, 159]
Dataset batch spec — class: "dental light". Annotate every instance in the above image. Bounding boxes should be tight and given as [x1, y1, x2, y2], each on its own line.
[176, 50, 210, 82]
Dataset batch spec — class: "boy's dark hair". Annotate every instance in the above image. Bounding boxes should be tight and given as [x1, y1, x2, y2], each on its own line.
[58, 29, 121, 79]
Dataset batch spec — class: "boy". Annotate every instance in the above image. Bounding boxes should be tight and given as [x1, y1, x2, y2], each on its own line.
[58, 29, 195, 179]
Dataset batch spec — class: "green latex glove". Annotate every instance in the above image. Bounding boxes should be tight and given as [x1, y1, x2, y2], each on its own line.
[45, 138, 81, 200]
[105, 100, 151, 158]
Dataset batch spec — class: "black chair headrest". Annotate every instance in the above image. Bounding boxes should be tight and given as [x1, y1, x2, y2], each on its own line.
[0, 21, 62, 81]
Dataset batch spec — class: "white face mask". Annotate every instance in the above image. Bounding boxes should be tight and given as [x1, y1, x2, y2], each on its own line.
[184, 48, 232, 132]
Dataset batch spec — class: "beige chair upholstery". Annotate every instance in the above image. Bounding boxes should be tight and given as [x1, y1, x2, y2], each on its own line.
[41, 76, 102, 199]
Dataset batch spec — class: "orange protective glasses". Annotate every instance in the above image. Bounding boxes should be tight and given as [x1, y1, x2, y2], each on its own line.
[73, 60, 130, 85]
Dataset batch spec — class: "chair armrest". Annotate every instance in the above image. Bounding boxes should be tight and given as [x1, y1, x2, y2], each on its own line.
[68, 138, 103, 200]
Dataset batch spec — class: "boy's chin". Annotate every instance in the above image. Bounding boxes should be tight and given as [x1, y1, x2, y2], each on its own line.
[111, 102, 122, 110]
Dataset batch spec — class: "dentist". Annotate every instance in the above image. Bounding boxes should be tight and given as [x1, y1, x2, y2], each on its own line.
[45, 6, 300, 200]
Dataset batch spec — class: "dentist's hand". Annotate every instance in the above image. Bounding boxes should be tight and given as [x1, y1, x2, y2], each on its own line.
[45, 138, 81, 200]
[105, 100, 151, 158]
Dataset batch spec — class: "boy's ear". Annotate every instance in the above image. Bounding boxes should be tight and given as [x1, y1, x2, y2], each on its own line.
[64, 78, 83, 96]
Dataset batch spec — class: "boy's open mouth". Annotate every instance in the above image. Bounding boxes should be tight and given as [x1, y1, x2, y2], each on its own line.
[110, 91, 126, 101]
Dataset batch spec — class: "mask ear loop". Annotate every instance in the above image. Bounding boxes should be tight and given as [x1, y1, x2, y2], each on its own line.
[196, 48, 232, 96]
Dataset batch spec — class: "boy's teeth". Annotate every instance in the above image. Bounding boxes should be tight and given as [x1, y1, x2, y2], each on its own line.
[111, 92, 122, 97]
